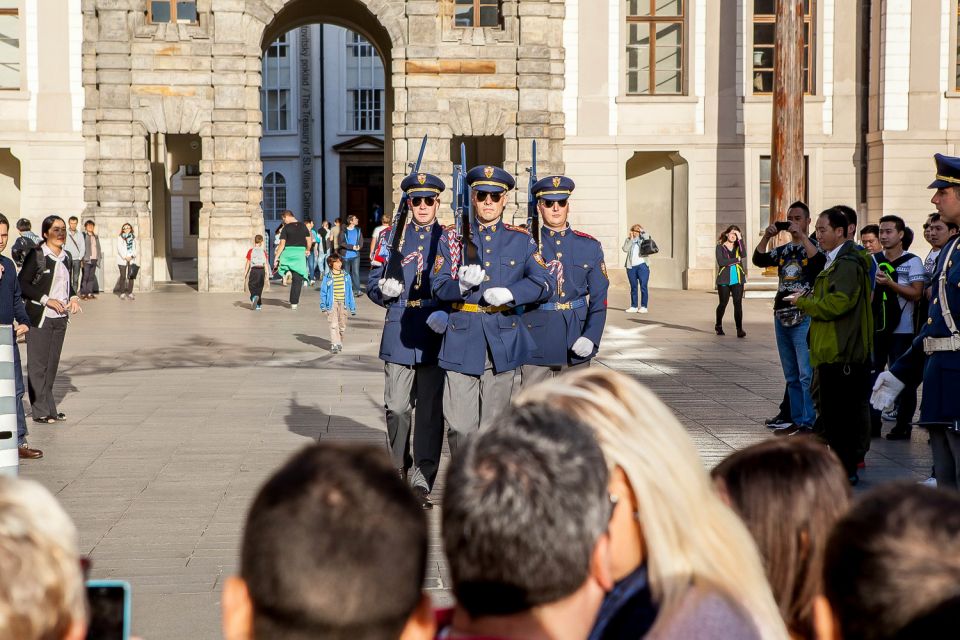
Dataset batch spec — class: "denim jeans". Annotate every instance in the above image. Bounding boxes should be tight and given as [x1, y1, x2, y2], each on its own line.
[774, 315, 816, 427]
[344, 256, 361, 295]
[626, 263, 650, 308]
[14, 343, 26, 445]
[306, 252, 317, 281]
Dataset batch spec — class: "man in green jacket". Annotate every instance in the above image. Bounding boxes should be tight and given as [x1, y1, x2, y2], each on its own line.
[786, 207, 874, 485]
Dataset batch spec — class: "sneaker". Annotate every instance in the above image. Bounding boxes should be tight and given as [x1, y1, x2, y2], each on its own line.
[764, 416, 791, 429]
[885, 428, 912, 441]
[921, 476, 938, 488]
[255, 305, 262, 311]
[127, 293, 135, 301]
[625, 307, 638, 313]
[881, 409, 898, 422]
[639, 307, 649, 313]
[290, 304, 298, 310]
[119, 293, 126, 300]
[774, 424, 812, 437]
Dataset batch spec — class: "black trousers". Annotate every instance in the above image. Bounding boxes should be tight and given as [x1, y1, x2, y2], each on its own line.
[289, 273, 303, 305]
[80, 259, 98, 295]
[26, 317, 68, 419]
[248, 267, 265, 300]
[117, 265, 134, 295]
[870, 333, 920, 433]
[812, 362, 872, 476]
[716, 284, 744, 330]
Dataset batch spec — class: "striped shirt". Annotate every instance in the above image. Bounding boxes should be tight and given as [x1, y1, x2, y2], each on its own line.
[332, 271, 346, 302]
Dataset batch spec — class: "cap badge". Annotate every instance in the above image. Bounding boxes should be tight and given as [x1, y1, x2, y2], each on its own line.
[417, 173, 426, 185]
[484, 166, 495, 179]
[552, 176, 562, 188]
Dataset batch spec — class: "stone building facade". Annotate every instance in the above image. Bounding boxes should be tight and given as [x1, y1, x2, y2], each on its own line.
[82, 0, 565, 292]
[76, 1, 960, 292]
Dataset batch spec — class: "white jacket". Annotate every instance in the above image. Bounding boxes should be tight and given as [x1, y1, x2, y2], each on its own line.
[116, 236, 138, 266]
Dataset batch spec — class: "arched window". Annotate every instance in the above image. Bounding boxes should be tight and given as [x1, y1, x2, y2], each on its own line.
[263, 172, 287, 221]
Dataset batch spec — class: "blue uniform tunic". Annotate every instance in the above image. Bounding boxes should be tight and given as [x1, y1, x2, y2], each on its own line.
[432, 221, 555, 376]
[367, 222, 444, 367]
[891, 237, 960, 423]
[523, 227, 609, 366]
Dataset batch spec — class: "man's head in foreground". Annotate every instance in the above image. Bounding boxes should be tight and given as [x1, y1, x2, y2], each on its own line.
[442, 404, 612, 638]
[0, 477, 86, 640]
[815, 483, 960, 640]
[223, 442, 433, 640]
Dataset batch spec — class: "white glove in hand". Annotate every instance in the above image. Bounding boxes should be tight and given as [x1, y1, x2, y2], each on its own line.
[379, 278, 403, 299]
[571, 336, 594, 358]
[483, 287, 514, 307]
[426, 310, 449, 334]
[458, 264, 486, 294]
[871, 371, 906, 411]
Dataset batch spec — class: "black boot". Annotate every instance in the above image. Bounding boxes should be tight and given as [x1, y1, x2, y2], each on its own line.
[715, 325, 724, 336]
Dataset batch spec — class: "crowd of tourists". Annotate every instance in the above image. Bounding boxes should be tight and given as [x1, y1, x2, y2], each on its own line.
[3, 369, 958, 640]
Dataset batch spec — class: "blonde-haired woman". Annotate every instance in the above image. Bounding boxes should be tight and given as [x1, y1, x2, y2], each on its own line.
[515, 369, 787, 640]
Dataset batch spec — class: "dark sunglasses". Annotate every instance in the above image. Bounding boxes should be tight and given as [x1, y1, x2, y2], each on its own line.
[411, 196, 436, 207]
[541, 198, 569, 208]
[476, 192, 503, 204]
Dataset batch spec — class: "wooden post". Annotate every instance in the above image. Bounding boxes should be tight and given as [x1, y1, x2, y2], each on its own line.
[770, 0, 805, 226]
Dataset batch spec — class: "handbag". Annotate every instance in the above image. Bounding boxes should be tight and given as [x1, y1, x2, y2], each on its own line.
[775, 307, 805, 328]
[639, 236, 659, 256]
[127, 263, 140, 280]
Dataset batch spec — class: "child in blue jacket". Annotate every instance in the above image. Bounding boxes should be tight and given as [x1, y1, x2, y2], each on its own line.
[319, 254, 356, 353]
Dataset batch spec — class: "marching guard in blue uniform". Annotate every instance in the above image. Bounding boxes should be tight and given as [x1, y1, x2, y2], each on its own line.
[367, 172, 446, 509]
[521, 175, 609, 385]
[873, 153, 960, 489]
[430, 165, 555, 453]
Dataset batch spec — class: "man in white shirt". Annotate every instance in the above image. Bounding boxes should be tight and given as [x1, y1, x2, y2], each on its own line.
[64, 216, 83, 293]
[871, 215, 926, 440]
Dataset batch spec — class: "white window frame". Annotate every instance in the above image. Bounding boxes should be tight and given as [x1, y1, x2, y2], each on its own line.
[263, 171, 287, 221]
[262, 34, 293, 133]
[0, 2, 23, 91]
[343, 31, 384, 134]
[148, 0, 199, 24]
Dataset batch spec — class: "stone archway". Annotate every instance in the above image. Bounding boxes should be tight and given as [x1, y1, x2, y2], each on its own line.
[82, 0, 567, 292]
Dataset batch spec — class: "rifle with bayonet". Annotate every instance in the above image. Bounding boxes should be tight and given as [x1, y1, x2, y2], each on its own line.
[453, 142, 479, 265]
[526, 140, 540, 247]
[384, 135, 428, 284]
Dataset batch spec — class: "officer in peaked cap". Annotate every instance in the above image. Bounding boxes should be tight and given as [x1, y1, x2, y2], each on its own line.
[873, 153, 960, 489]
[367, 172, 447, 509]
[429, 165, 555, 454]
[521, 175, 609, 385]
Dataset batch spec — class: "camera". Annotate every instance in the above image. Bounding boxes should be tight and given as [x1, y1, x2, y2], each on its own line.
[775, 221, 791, 232]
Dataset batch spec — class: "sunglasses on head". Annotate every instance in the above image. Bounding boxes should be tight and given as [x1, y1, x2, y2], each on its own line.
[541, 198, 569, 208]
[411, 196, 436, 207]
[476, 192, 503, 204]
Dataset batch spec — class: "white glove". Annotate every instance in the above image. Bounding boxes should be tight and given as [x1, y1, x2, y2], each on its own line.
[378, 278, 403, 300]
[426, 310, 449, 334]
[871, 371, 906, 411]
[571, 337, 594, 358]
[484, 287, 514, 307]
[458, 264, 486, 294]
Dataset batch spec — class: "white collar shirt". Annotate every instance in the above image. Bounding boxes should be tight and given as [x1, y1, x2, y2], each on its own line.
[41, 244, 70, 318]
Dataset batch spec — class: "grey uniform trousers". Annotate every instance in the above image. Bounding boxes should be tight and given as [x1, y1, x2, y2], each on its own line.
[520, 360, 590, 387]
[443, 352, 516, 456]
[384, 362, 444, 491]
[931, 427, 960, 490]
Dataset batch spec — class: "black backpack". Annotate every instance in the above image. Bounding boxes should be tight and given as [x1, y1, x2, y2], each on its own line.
[11, 235, 37, 268]
[872, 253, 914, 336]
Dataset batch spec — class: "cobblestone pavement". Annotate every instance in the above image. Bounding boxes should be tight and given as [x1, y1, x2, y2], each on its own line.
[20, 282, 931, 639]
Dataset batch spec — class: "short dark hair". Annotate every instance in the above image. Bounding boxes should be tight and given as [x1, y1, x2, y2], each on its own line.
[712, 439, 850, 639]
[326, 254, 342, 268]
[0, 214, 9, 229]
[788, 201, 810, 218]
[442, 404, 610, 618]
[823, 484, 960, 640]
[241, 443, 427, 640]
[819, 208, 849, 237]
[16, 218, 30, 232]
[280, 210, 294, 219]
[879, 215, 906, 233]
[68, 216, 78, 223]
[860, 224, 880, 238]
[84, 219, 95, 227]
[929, 213, 959, 232]
[902, 226, 914, 251]
[834, 204, 858, 227]
[254, 234, 263, 244]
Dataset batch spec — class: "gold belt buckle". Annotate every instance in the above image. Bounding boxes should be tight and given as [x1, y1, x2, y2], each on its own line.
[406, 300, 421, 308]
[555, 302, 572, 311]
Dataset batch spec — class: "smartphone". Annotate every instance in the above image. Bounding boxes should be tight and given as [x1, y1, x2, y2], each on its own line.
[85, 580, 131, 640]
[775, 221, 792, 231]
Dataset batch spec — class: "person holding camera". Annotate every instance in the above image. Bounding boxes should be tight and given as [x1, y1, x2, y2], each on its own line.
[752, 201, 825, 436]
[622, 224, 653, 313]
[715, 225, 747, 337]
[115, 222, 138, 300]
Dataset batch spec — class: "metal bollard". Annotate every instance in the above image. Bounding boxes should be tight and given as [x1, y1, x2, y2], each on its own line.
[0, 325, 18, 476]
